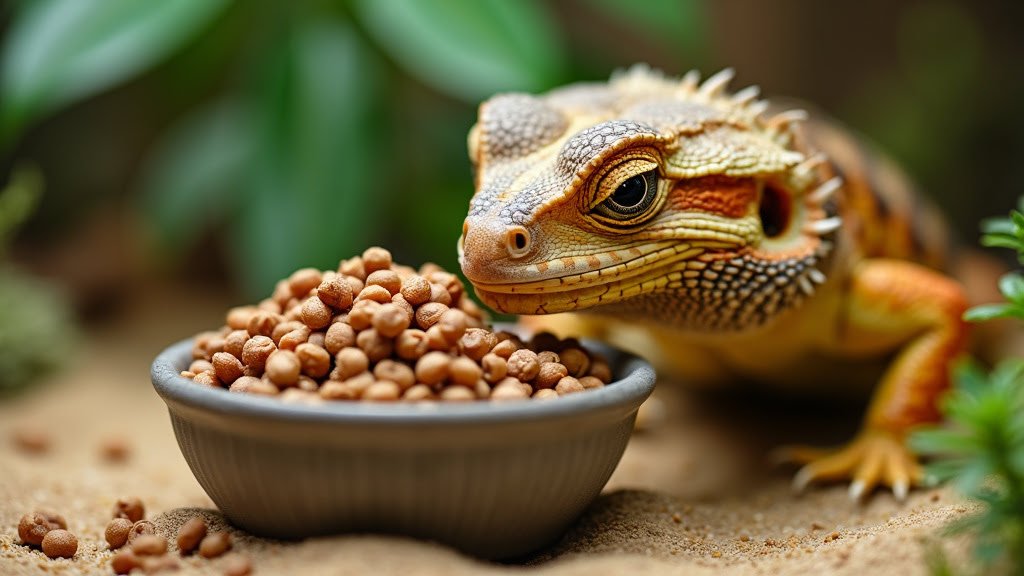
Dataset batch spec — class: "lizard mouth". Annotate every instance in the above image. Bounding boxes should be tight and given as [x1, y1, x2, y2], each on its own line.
[463, 241, 706, 314]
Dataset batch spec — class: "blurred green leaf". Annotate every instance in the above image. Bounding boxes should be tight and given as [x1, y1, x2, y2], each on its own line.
[0, 164, 43, 253]
[137, 99, 252, 259]
[353, 0, 565, 102]
[0, 0, 230, 147]
[582, 0, 706, 58]
[232, 18, 381, 298]
[1000, 273, 1024, 305]
[964, 303, 1024, 323]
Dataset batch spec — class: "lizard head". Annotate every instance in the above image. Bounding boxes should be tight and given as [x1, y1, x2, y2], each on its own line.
[459, 66, 841, 332]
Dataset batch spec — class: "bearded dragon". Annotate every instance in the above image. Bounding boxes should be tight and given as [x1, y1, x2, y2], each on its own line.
[457, 66, 970, 501]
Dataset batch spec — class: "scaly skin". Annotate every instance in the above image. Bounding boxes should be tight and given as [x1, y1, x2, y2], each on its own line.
[457, 66, 968, 500]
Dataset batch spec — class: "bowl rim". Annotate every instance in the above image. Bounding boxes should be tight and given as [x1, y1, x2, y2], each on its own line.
[152, 338, 656, 426]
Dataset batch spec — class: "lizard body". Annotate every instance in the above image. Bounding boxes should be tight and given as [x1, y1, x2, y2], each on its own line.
[458, 67, 968, 500]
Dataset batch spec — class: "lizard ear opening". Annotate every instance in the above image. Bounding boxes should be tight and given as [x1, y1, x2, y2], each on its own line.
[759, 184, 792, 238]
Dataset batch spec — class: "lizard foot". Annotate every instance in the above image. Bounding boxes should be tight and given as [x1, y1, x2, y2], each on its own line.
[774, 431, 924, 501]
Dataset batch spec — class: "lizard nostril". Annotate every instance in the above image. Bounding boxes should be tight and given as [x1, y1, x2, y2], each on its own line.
[505, 226, 532, 258]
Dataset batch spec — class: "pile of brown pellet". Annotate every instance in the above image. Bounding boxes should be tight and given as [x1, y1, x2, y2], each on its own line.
[16, 498, 249, 575]
[184, 247, 611, 401]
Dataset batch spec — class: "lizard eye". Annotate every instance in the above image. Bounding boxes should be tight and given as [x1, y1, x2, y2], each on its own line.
[594, 168, 659, 222]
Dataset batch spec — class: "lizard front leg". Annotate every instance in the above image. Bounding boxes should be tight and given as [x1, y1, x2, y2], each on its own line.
[784, 259, 969, 500]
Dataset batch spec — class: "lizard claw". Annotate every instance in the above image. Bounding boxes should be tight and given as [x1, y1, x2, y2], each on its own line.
[777, 431, 923, 501]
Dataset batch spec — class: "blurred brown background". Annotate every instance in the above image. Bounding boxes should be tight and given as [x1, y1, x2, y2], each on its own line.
[1, 0, 1022, 390]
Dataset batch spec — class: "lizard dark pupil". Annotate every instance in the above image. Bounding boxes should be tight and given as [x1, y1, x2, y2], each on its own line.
[613, 174, 648, 208]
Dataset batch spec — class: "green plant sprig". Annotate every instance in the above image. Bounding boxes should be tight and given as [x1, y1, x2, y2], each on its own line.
[911, 200, 1024, 575]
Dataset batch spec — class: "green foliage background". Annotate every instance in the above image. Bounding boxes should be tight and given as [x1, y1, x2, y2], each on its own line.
[1, 0, 1021, 301]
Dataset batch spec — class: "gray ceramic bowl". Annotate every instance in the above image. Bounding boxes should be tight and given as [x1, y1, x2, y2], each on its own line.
[151, 338, 655, 559]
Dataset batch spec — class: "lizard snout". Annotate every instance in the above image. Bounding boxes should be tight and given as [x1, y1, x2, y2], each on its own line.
[459, 217, 533, 283]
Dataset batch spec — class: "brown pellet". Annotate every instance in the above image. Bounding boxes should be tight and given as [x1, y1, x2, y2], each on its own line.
[296, 375, 318, 392]
[347, 299, 380, 330]
[362, 247, 392, 274]
[229, 376, 278, 395]
[131, 534, 167, 556]
[128, 520, 156, 544]
[257, 298, 282, 314]
[13, 427, 51, 454]
[533, 388, 558, 400]
[373, 360, 415, 390]
[192, 371, 221, 387]
[241, 336, 276, 372]
[271, 280, 292, 305]
[555, 376, 585, 395]
[265, 350, 301, 386]
[356, 328, 394, 363]
[578, 375, 605, 389]
[449, 356, 483, 387]
[491, 339, 519, 359]
[415, 302, 448, 329]
[480, 353, 507, 383]
[319, 380, 358, 400]
[366, 269, 402, 296]
[356, 284, 393, 304]
[18, 511, 59, 546]
[295, 343, 331, 379]
[390, 292, 415, 319]
[559, 347, 591, 377]
[415, 351, 450, 385]
[459, 296, 485, 320]
[300, 296, 332, 329]
[332, 347, 369, 380]
[189, 359, 215, 375]
[400, 275, 431, 305]
[402, 384, 435, 401]
[395, 329, 429, 360]
[106, 518, 134, 549]
[458, 328, 497, 360]
[41, 529, 77, 559]
[536, 350, 560, 364]
[199, 531, 232, 558]
[372, 303, 411, 338]
[288, 267, 322, 298]
[316, 276, 354, 310]
[474, 379, 491, 399]
[246, 310, 280, 338]
[112, 549, 142, 574]
[437, 308, 468, 344]
[530, 331, 561, 352]
[338, 257, 366, 280]
[364, 380, 401, 401]
[223, 554, 253, 576]
[324, 322, 356, 355]
[114, 497, 145, 523]
[425, 326, 450, 351]
[226, 307, 256, 331]
[308, 331, 326, 349]
[344, 275, 365, 296]
[535, 362, 568, 389]
[271, 321, 303, 343]
[491, 381, 529, 401]
[428, 282, 452, 305]
[588, 358, 613, 383]
[101, 437, 131, 463]
[278, 326, 312, 351]
[221, 332, 246, 361]
[439, 386, 475, 401]
[506, 349, 540, 382]
[212, 352, 244, 384]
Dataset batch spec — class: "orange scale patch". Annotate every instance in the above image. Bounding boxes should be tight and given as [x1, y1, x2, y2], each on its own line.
[669, 177, 758, 219]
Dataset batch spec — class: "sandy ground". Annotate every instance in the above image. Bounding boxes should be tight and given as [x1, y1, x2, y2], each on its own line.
[0, 286, 974, 575]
